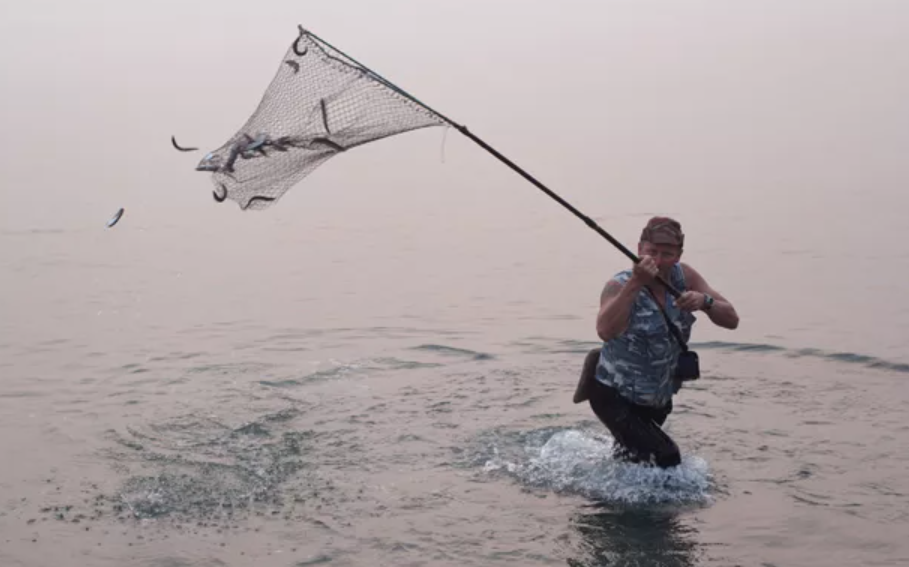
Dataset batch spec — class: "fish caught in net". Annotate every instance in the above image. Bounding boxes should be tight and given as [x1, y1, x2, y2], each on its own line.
[187, 25, 683, 297]
[194, 26, 446, 211]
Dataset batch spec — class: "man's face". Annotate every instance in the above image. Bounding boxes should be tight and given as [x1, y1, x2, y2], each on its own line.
[639, 241, 682, 274]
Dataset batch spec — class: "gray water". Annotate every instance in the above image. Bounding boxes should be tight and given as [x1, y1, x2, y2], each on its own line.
[3, 2, 909, 566]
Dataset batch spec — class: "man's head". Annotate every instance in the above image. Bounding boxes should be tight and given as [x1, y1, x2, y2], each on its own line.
[638, 216, 684, 274]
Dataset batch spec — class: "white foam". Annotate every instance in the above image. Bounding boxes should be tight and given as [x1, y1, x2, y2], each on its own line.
[484, 429, 713, 505]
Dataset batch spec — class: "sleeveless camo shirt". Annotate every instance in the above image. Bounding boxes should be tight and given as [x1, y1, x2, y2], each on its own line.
[595, 263, 696, 407]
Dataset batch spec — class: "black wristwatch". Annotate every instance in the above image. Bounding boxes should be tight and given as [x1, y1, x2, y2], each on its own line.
[702, 293, 715, 311]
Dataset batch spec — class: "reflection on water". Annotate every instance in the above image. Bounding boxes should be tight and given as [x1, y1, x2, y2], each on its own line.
[568, 505, 701, 567]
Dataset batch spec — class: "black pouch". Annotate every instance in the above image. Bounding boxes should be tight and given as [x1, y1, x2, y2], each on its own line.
[675, 349, 700, 381]
[572, 347, 601, 404]
[646, 286, 702, 382]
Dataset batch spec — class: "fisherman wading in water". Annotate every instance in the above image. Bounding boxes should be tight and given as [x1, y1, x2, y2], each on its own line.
[575, 217, 739, 467]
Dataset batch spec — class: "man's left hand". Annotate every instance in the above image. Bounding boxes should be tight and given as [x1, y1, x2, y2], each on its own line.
[676, 291, 706, 312]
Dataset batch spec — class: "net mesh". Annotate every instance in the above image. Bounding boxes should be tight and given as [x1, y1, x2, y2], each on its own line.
[196, 28, 446, 211]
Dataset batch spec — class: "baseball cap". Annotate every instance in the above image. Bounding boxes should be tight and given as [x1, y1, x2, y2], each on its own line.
[640, 216, 684, 247]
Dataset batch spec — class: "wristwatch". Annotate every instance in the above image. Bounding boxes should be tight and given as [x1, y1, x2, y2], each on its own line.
[702, 293, 715, 311]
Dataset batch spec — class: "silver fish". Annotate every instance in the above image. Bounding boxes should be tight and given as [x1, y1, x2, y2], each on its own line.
[106, 207, 125, 228]
[195, 152, 222, 172]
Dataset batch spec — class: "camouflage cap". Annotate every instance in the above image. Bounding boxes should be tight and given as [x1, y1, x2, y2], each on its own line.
[640, 216, 684, 247]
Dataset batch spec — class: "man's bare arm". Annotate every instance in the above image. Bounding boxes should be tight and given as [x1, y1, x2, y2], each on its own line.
[596, 278, 644, 341]
[681, 263, 739, 329]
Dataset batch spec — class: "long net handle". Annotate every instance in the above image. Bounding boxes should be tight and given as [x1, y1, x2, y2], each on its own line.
[453, 126, 680, 297]
[300, 27, 682, 299]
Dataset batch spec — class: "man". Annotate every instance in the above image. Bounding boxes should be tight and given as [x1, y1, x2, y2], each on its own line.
[574, 216, 739, 468]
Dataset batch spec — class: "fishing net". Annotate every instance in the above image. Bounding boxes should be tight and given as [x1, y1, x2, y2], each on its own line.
[187, 26, 677, 295]
[195, 27, 446, 210]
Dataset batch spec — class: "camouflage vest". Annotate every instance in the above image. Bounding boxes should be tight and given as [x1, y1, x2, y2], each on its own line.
[595, 263, 696, 407]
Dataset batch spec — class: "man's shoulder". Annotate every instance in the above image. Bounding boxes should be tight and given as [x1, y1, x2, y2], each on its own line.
[678, 262, 699, 284]
[612, 269, 633, 283]
[600, 269, 634, 303]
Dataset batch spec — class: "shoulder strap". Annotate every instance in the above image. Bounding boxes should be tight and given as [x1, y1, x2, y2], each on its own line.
[645, 287, 688, 352]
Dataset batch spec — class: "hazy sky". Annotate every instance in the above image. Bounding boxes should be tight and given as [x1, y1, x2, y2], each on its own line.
[3, 1, 909, 356]
[3, 0, 908, 231]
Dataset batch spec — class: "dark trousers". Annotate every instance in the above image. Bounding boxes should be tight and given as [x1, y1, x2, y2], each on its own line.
[588, 379, 681, 468]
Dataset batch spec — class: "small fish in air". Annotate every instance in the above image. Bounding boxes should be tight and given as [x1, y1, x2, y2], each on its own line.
[171, 136, 199, 152]
[106, 208, 125, 228]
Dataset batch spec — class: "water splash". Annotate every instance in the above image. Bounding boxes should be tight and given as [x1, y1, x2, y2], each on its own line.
[99, 409, 338, 522]
[479, 428, 713, 505]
